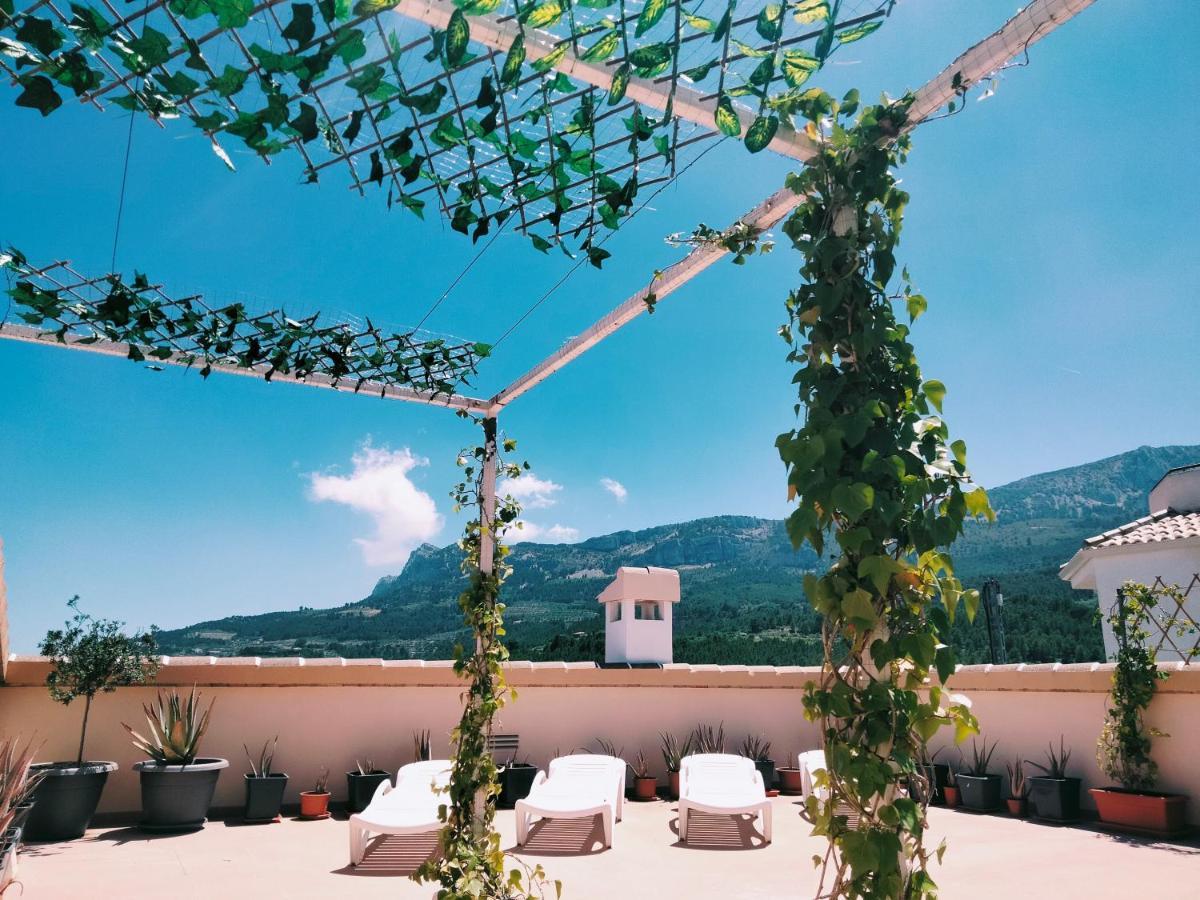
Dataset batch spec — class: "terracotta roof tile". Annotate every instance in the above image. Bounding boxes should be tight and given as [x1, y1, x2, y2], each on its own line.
[1083, 510, 1200, 549]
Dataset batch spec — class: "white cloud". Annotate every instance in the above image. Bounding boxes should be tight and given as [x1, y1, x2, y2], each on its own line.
[600, 477, 628, 503]
[308, 443, 442, 567]
[501, 472, 563, 509]
[511, 521, 581, 544]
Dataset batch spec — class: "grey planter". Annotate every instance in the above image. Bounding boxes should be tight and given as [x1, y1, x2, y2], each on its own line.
[957, 774, 1002, 812]
[243, 773, 289, 823]
[753, 760, 777, 791]
[346, 771, 390, 814]
[133, 758, 228, 832]
[24, 762, 117, 842]
[1027, 776, 1081, 822]
[498, 764, 538, 809]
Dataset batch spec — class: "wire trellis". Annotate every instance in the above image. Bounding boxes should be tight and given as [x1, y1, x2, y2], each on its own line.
[1, 248, 490, 396]
[0, 0, 892, 255]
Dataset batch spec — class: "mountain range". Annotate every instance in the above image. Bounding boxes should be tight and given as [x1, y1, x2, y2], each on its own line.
[154, 444, 1200, 666]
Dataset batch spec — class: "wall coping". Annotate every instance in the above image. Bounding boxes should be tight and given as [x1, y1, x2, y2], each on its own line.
[5, 654, 1199, 692]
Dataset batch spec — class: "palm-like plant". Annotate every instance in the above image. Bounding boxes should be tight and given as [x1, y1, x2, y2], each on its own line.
[691, 722, 726, 754]
[659, 731, 692, 773]
[740, 734, 772, 762]
[123, 686, 214, 766]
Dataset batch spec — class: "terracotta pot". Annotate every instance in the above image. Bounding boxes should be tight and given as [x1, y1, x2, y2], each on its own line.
[633, 776, 658, 801]
[668, 771, 680, 800]
[299, 791, 330, 819]
[943, 786, 961, 809]
[1090, 788, 1188, 837]
[778, 768, 805, 796]
[1005, 797, 1027, 818]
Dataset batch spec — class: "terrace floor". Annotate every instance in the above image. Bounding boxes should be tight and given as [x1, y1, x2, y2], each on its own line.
[15, 798, 1199, 899]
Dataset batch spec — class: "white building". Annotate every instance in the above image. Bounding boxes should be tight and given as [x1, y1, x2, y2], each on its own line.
[1061, 463, 1200, 662]
[598, 566, 680, 665]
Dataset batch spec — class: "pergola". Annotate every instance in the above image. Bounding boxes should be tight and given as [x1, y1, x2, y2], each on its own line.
[0, 0, 1097, 891]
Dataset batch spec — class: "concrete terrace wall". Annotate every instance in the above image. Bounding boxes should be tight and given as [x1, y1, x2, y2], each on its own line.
[2, 657, 1198, 823]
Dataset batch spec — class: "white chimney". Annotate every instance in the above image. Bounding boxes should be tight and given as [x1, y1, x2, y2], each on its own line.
[597, 566, 680, 665]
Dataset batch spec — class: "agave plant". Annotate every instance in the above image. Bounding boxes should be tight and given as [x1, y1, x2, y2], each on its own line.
[594, 738, 624, 760]
[961, 738, 998, 777]
[631, 750, 653, 780]
[0, 735, 44, 835]
[691, 722, 726, 754]
[659, 731, 692, 773]
[123, 686, 214, 766]
[1006, 758, 1028, 799]
[243, 736, 278, 778]
[311, 766, 330, 794]
[412, 729, 432, 762]
[1027, 735, 1072, 779]
[740, 734, 772, 762]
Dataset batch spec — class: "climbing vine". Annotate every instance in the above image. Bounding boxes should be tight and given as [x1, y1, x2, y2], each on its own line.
[416, 416, 558, 899]
[776, 90, 991, 898]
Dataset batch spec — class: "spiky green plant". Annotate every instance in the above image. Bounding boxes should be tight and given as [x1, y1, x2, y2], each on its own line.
[0, 735, 44, 836]
[1027, 735, 1072, 779]
[740, 734, 772, 762]
[1005, 758, 1027, 799]
[594, 738, 623, 760]
[691, 722, 726, 754]
[243, 736, 278, 777]
[961, 739, 998, 777]
[123, 686, 213, 765]
[659, 732, 692, 773]
[311, 766, 329, 794]
[413, 730, 432, 762]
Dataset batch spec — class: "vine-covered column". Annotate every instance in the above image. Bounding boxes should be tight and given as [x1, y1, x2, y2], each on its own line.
[776, 91, 992, 899]
[416, 417, 556, 899]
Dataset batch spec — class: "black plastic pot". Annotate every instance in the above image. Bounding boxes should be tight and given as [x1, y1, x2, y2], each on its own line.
[243, 773, 289, 823]
[957, 774, 1002, 812]
[133, 758, 228, 832]
[1027, 776, 1080, 822]
[910, 764, 950, 806]
[498, 764, 538, 809]
[9, 802, 36, 835]
[24, 762, 117, 841]
[753, 759, 777, 791]
[346, 770, 390, 813]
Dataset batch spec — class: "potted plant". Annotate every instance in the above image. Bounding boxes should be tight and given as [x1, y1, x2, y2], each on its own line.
[910, 749, 950, 807]
[412, 730, 432, 762]
[956, 739, 1001, 812]
[299, 768, 330, 819]
[346, 760, 389, 814]
[1004, 758, 1027, 817]
[1091, 581, 1190, 836]
[1, 736, 44, 894]
[1025, 736, 1080, 823]
[242, 737, 287, 824]
[630, 751, 657, 801]
[778, 753, 806, 796]
[124, 686, 227, 832]
[942, 768, 960, 809]
[740, 734, 776, 791]
[497, 752, 538, 809]
[27, 598, 159, 841]
[659, 732, 691, 800]
[690, 722, 725, 754]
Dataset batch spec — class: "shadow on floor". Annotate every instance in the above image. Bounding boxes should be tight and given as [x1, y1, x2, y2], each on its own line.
[510, 816, 609, 856]
[671, 812, 768, 851]
[332, 833, 441, 876]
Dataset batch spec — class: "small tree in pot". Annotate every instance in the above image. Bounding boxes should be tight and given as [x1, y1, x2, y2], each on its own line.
[124, 686, 227, 832]
[956, 739, 1001, 812]
[242, 737, 287, 824]
[1091, 581, 1192, 836]
[27, 598, 159, 841]
[1026, 737, 1079, 822]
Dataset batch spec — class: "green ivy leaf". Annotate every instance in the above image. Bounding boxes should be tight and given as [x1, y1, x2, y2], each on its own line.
[831, 481, 874, 520]
[282, 3, 316, 45]
[347, 63, 384, 96]
[841, 589, 877, 630]
[523, 0, 563, 28]
[682, 59, 716, 82]
[756, 3, 783, 42]
[714, 95, 741, 136]
[289, 102, 319, 142]
[206, 64, 248, 98]
[67, 4, 112, 50]
[964, 487, 992, 520]
[118, 26, 172, 74]
[168, 0, 211, 19]
[744, 115, 777, 153]
[627, 41, 672, 71]
[397, 81, 447, 115]
[331, 27, 367, 65]
[682, 12, 715, 33]
[781, 49, 818, 88]
[923, 379, 946, 412]
[607, 62, 630, 105]
[500, 32, 525, 87]
[16, 16, 64, 56]
[445, 8, 469, 66]
[792, 0, 829, 24]
[531, 43, 565, 73]
[15, 75, 62, 116]
[454, 0, 503, 12]
[210, 0, 253, 28]
[837, 20, 883, 44]
[580, 29, 619, 62]
[635, 0, 667, 36]
[905, 292, 927, 321]
[352, 0, 394, 14]
[935, 645, 957, 685]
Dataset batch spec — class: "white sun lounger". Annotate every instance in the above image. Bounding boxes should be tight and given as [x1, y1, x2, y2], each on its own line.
[677, 753, 772, 844]
[515, 754, 625, 849]
[797, 749, 827, 800]
[349, 759, 451, 865]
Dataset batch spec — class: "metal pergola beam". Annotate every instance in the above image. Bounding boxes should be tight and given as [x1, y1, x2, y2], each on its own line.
[487, 0, 1097, 414]
[392, 0, 821, 162]
[0, 321, 491, 413]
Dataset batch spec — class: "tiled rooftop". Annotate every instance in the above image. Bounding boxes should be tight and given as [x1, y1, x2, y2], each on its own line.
[1082, 510, 1200, 549]
[14, 798, 1200, 899]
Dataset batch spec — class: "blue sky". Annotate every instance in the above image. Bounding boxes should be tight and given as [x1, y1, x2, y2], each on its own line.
[3, 1, 1198, 650]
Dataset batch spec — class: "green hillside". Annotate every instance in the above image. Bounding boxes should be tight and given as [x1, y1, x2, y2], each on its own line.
[155, 444, 1200, 665]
